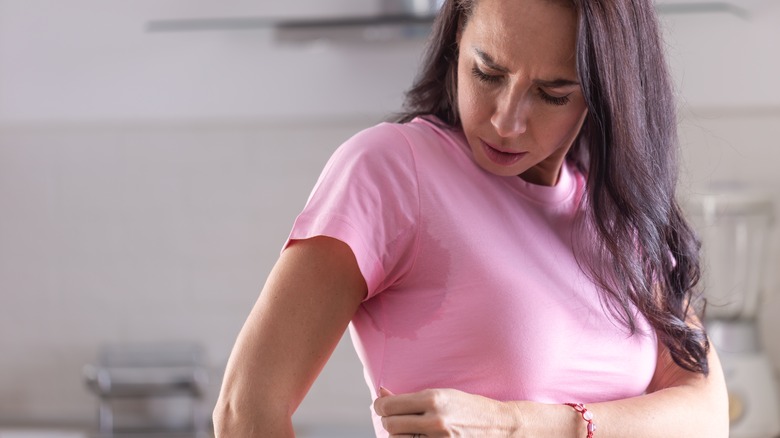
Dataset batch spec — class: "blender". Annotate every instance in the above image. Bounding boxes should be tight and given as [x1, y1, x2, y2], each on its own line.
[687, 186, 780, 438]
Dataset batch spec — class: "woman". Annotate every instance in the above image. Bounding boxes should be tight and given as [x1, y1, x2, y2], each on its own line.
[213, 0, 729, 436]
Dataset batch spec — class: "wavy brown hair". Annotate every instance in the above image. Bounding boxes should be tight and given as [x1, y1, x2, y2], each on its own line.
[396, 0, 709, 375]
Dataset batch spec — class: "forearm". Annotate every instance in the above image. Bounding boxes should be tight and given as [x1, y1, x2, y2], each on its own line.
[377, 340, 727, 437]
[376, 342, 727, 438]
[509, 384, 728, 438]
[512, 335, 727, 437]
[591, 384, 727, 437]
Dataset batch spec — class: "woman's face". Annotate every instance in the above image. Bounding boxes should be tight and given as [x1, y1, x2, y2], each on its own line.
[456, 0, 587, 185]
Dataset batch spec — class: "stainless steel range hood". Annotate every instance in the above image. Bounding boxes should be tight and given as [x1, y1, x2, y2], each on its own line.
[146, 13, 439, 44]
[656, 1, 750, 18]
[147, 0, 442, 35]
[145, 1, 753, 39]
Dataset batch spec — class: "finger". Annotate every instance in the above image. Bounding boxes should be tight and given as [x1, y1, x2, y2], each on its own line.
[382, 413, 429, 436]
[378, 389, 436, 416]
[374, 387, 399, 417]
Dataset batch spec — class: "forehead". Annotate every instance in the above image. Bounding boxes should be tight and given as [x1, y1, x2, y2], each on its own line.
[463, 0, 578, 73]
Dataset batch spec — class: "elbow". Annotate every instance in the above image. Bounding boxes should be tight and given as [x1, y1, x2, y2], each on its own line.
[709, 368, 731, 438]
[212, 399, 260, 437]
[709, 393, 730, 438]
[687, 377, 729, 438]
[699, 375, 730, 438]
[212, 396, 293, 437]
[212, 398, 239, 438]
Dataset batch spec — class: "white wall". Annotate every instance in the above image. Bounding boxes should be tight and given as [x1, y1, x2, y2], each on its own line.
[661, 1, 780, 108]
[0, 0, 420, 123]
[0, 0, 779, 433]
[0, 1, 422, 432]
[0, 120, 378, 431]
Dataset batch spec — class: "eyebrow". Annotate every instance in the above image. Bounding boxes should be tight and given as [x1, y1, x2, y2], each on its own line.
[473, 47, 580, 88]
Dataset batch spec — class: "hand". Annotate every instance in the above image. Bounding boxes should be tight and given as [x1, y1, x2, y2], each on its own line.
[373, 386, 521, 437]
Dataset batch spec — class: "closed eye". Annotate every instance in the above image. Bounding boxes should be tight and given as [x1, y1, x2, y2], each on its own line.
[471, 66, 502, 84]
[537, 89, 571, 106]
[472, 64, 573, 106]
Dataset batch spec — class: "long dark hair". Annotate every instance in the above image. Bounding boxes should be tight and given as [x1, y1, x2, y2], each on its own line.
[397, 0, 709, 375]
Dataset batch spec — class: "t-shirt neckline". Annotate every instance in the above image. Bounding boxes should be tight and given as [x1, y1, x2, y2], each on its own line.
[413, 116, 578, 205]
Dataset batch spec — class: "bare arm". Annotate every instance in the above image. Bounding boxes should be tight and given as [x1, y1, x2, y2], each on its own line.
[509, 333, 729, 437]
[375, 320, 729, 437]
[213, 236, 367, 437]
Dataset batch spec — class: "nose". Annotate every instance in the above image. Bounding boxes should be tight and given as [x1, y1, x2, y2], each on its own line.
[490, 88, 530, 138]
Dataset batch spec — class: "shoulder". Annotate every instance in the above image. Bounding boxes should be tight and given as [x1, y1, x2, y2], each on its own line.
[330, 117, 456, 173]
[342, 117, 451, 151]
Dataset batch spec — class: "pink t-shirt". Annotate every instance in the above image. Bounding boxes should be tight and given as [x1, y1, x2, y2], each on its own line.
[286, 117, 657, 436]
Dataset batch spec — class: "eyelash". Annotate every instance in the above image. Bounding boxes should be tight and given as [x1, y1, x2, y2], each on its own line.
[470, 66, 571, 107]
[471, 66, 501, 84]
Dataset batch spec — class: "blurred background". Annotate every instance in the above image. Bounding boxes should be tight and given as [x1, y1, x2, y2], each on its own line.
[0, 0, 778, 437]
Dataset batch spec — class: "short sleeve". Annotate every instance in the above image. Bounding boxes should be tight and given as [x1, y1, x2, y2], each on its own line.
[284, 123, 420, 300]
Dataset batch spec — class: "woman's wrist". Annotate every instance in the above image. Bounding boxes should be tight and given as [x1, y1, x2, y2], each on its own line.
[505, 400, 584, 438]
[564, 403, 596, 437]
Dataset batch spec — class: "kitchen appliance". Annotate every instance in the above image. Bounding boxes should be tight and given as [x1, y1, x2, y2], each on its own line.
[687, 186, 780, 438]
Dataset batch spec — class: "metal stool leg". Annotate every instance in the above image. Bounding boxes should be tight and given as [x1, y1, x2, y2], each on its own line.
[98, 398, 113, 437]
[193, 397, 209, 437]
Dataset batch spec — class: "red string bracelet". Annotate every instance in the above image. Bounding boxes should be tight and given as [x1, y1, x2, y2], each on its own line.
[564, 403, 595, 438]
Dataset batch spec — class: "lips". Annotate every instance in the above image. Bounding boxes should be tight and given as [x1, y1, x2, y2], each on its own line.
[480, 140, 526, 166]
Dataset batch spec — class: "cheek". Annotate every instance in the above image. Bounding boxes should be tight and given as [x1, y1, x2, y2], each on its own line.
[457, 78, 488, 128]
[562, 107, 588, 134]
[541, 108, 587, 145]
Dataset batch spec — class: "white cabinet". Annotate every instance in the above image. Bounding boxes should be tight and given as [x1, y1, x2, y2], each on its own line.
[659, 1, 780, 108]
